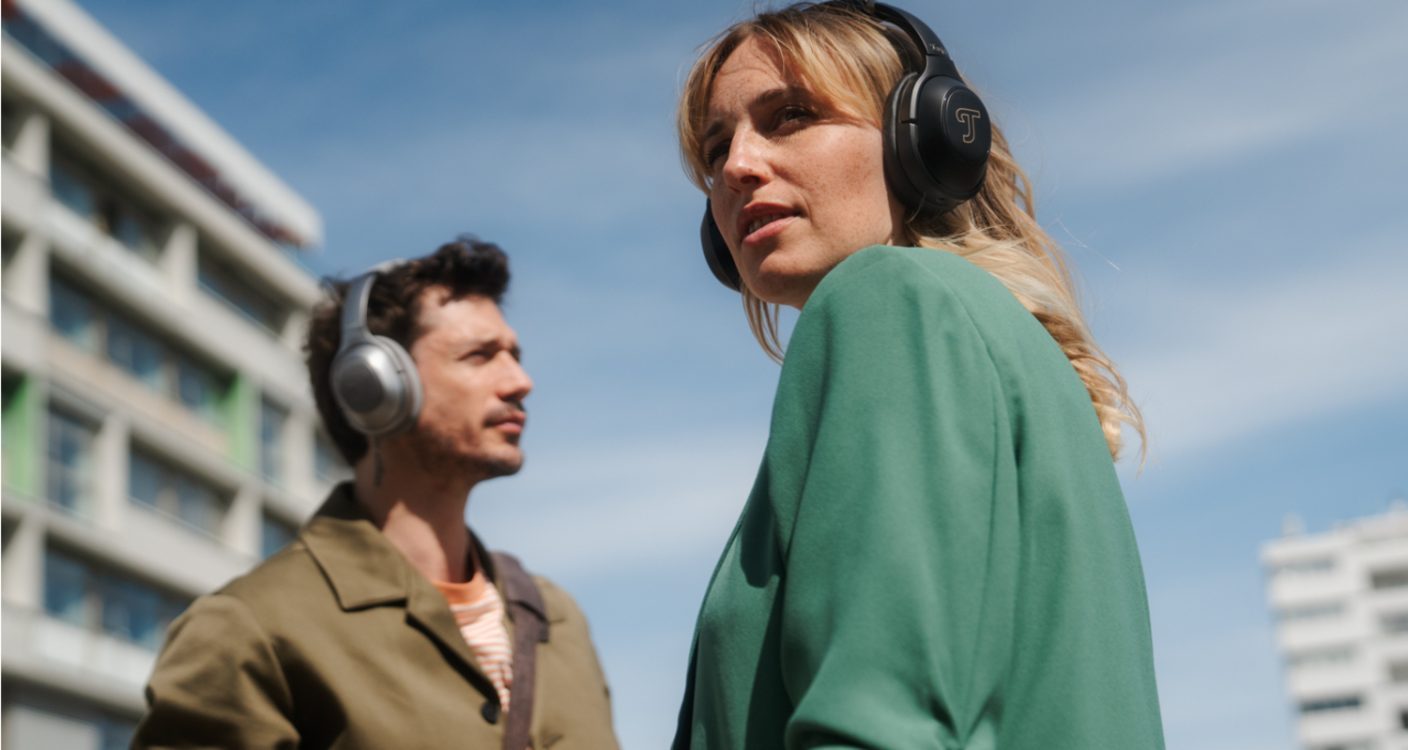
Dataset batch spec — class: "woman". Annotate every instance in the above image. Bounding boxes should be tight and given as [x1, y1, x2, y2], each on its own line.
[673, 2, 1165, 748]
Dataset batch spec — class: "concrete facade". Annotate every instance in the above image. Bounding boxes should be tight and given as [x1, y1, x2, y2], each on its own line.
[1263, 505, 1408, 750]
[2, 1, 342, 747]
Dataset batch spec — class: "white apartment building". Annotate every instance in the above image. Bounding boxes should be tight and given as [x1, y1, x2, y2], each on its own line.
[1, 1, 344, 747]
[1263, 504, 1408, 750]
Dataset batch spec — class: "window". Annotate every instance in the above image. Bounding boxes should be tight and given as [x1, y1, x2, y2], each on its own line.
[260, 398, 287, 486]
[1382, 611, 1408, 635]
[49, 274, 230, 425]
[1370, 568, 1408, 590]
[261, 513, 297, 559]
[197, 246, 288, 334]
[45, 407, 96, 516]
[314, 433, 344, 484]
[1277, 601, 1345, 622]
[50, 274, 100, 350]
[2, 228, 20, 267]
[1299, 695, 1361, 714]
[2, 374, 24, 491]
[1, 96, 22, 152]
[42, 547, 189, 651]
[99, 717, 137, 750]
[105, 314, 165, 390]
[1391, 661, 1408, 683]
[49, 143, 164, 260]
[1274, 557, 1336, 576]
[129, 448, 225, 536]
[1287, 645, 1355, 670]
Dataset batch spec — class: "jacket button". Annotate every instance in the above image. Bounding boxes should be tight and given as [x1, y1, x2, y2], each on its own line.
[481, 701, 501, 724]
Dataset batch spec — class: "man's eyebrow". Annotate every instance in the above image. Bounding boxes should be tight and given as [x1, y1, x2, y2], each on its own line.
[701, 86, 803, 145]
[457, 337, 521, 358]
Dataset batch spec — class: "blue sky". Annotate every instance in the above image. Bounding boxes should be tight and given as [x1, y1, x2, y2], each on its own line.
[75, 0, 1408, 747]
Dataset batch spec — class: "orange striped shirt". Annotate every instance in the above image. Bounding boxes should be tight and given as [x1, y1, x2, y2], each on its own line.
[433, 577, 514, 712]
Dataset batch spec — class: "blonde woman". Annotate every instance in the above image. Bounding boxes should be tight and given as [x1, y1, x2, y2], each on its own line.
[672, 2, 1165, 747]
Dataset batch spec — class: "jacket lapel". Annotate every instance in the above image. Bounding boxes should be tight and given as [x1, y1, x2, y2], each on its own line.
[300, 484, 500, 699]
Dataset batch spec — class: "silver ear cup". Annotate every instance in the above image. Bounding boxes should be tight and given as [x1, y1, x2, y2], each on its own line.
[330, 337, 422, 436]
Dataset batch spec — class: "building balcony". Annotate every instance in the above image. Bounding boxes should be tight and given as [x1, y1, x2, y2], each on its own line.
[0, 604, 150, 714]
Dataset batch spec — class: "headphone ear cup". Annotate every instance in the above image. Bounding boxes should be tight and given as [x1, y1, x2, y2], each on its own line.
[883, 71, 928, 213]
[700, 202, 742, 291]
[884, 71, 992, 217]
[330, 336, 423, 437]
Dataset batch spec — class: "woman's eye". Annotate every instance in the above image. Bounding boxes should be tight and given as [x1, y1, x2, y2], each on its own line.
[705, 140, 731, 167]
[775, 105, 813, 126]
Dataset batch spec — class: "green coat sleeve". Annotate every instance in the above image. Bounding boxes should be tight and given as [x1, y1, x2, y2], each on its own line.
[134, 594, 300, 749]
[770, 252, 1020, 749]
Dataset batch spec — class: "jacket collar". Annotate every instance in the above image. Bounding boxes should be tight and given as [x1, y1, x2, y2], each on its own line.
[300, 483, 417, 610]
[299, 483, 503, 697]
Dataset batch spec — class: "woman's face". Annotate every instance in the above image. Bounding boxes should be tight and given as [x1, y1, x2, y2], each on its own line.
[702, 36, 902, 308]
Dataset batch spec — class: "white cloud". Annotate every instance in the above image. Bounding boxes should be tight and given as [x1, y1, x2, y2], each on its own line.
[1120, 240, 1408, 467]
[1013, 0, 1408, 195]
[469, 428, 767, 578]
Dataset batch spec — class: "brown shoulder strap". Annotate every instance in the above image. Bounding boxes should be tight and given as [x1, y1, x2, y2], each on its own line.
[491, 551, 548, 750]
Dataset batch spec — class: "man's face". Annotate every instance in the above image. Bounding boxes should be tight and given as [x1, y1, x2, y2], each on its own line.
[403, 289, 532, 481]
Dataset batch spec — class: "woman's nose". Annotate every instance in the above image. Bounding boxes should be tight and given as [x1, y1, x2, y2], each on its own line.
[721, 130, 769, 191]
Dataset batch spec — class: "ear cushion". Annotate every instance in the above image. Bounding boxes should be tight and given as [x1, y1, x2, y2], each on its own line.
[700, 203, 742, 291]
[884, 71, 991, 216]
[331, 335, 423, 436]
[883, 71, 929, 212]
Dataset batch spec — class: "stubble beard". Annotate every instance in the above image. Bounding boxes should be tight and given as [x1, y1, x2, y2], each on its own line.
[408, 425, 523, 485]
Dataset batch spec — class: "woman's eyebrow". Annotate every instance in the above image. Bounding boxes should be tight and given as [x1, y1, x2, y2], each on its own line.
[703, 86, 806, 144]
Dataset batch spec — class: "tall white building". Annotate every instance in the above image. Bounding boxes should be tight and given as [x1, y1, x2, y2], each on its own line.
[1, 1, 343, 747]
[1263, 504, 1408, 750]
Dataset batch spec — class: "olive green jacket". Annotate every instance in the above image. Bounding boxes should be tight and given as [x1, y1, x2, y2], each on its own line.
[675, 246, 1164, 748]
[135, 483, 618, 749]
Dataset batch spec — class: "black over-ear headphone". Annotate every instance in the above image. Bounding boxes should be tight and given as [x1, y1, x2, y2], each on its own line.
[329, 262, 424, 437]
[698, 0, 993, 291]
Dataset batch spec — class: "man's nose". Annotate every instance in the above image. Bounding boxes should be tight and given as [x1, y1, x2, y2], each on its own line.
[500, 358, 533, 403]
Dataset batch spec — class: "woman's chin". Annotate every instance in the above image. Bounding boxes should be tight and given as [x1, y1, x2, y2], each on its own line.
[744, 270, 819, 309]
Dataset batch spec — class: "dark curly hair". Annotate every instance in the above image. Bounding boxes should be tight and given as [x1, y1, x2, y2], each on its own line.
[305, 236, 510, 465]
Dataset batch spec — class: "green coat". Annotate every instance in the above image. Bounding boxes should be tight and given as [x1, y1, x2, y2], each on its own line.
[675, 246, 1165, 749]
[135, 483, 619, 749]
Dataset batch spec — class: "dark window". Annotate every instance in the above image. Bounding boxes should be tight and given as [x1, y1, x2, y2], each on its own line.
[197, 246, 288, 334]
[261, 513, 297, 559]
[105, 314, 164, 390]
[260, 399, 287, 486]
[42, 547, 189, 651]
[129, 448, 226, 536]
[314, 433, 343, 484]
[1371, 568, 1408, 590]
[48, 274, 230, 425]
[1382, 611, 1408, 634]
[49, 275, 100, 350]
[49, 144, 164, 260]
[1299, 695, 1361, 714]
[1277, 601, 1344, 622]
[1, 96, 22, 151]
[45, 407, 96, 516]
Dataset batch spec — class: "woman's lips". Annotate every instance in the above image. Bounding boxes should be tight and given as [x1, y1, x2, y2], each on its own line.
[741, 214, 798, 246]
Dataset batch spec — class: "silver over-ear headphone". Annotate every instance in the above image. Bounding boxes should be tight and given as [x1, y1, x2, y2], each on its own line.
[329, 262, 423, 437]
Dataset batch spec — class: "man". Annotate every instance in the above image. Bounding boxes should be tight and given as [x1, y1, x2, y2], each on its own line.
[135, 238, 619, 749]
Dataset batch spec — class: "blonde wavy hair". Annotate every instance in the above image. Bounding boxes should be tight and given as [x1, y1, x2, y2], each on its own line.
[677, 2, 1144, 460]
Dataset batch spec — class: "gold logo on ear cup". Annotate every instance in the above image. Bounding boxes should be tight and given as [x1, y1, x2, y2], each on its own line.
[955, 107, 982, 145]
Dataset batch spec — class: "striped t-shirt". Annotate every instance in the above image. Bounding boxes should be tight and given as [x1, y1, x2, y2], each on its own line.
[433, 576, 514, 712]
